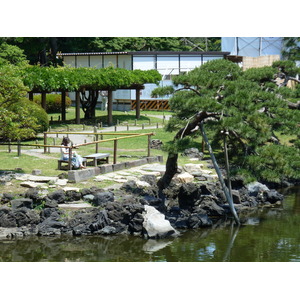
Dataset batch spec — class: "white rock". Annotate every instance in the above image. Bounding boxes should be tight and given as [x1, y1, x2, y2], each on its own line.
[183, 163, 204, 173]
[176, 172, 194, 183]
[63, 187, 80, 192]
[55, 179, 68, 186]
[58, 202, 92, 209]
[94, 175, 110, 182]
[136, 180, 151, 188]
[201, 169, 213, 175]
[142, 205, 179, 238]
[20, 181, 47, 188]
[27, 175, 58, 182]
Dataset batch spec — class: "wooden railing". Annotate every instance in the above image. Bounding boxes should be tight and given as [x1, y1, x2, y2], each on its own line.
[0, 132, 155, 170]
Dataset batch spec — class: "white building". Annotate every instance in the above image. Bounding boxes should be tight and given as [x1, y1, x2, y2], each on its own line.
[59, 51, 229, 110]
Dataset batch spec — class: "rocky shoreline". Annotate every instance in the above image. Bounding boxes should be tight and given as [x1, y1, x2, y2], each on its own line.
[0, 162, 285, 240]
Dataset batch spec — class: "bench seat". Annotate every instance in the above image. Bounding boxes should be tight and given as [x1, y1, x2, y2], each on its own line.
[83, 153, 110, 166]
[58, 157, 87, 170]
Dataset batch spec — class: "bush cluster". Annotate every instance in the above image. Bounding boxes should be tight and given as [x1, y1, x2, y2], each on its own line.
[33, 93, 72, 113]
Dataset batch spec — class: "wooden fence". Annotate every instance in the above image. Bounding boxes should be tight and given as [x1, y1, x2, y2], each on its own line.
[0, 132, 155, 170]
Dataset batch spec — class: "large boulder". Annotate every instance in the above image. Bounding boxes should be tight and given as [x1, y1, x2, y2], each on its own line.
[142, 205, 179, 239]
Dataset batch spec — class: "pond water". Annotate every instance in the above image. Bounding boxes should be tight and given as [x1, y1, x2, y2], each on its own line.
[0, 187, 300, 262]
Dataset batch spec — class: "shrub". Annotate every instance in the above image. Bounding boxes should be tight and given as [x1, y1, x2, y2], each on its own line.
[0, 106, 39, 141]
[33, 93, 72, 113]
[11, 99, 49, 133]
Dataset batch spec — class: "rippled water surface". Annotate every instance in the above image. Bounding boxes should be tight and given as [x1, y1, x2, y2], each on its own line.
[1, 187, 299, 262]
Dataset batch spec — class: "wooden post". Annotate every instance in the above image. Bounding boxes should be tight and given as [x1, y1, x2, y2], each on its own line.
[68, 147, 72, 170]
[41, 92, 46, 110]
[17, 141, 21, 156]
[113, 139, 117, 164]
[44, 132, 47, 154]
[75, 91, 81, 124]
[136, 89, 141, 120]
[61, 91, 66, 122]
[8, 139, 11, 153]
[94, 127, 99, 153]
[107, 89, 113, 126]
[148, 134, 151, 157]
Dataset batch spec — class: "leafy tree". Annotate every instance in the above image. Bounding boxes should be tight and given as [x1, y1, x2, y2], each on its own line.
[0, 42, 28, 66]
[0, 64, 28, 108]
[1, 37, 222, 65]
[0, 44, 48, 141]
[0, 107, 40, 141]
[153, 59, 300, 190]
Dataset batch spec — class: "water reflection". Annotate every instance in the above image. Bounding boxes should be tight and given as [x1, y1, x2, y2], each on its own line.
[222, 223, 240, 262]
[143, 239, 174, 254]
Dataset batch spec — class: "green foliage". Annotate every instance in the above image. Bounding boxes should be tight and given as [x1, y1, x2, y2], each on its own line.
[0, 107, 40, 141]
[244, 145, 300, 183]
[0, 64, 29, 107]
[22, 66, 161, 92]
[156, 58, 300, 183]
[11, 99, 49, 132]
[1, 37, 221, 66]
[0, 42, 28, 66]
[282, 37, 300, 62]
[33, 93, 72, 113]
[151, 86, 175, 98]
[272, 58, 300, 76]
[243, 66, 275, 83]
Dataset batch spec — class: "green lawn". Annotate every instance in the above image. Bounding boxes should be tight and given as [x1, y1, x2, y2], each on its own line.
[48, 107, 172, 131]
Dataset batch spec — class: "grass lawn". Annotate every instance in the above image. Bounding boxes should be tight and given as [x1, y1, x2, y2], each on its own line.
[48, 107, 173, 131]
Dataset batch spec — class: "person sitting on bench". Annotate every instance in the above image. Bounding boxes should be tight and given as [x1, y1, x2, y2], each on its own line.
[61, 137, 86, 169]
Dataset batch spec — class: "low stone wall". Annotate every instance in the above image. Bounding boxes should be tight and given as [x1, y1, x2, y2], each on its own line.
[68, 155, 163, 183]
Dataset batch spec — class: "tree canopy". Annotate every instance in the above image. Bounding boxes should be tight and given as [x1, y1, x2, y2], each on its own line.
[153, 59, 300, 185]
[0, 37, 221, 65]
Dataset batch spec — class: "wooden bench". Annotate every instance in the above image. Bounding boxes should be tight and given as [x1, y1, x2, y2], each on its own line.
[58, 158, 87, 170]
[83, 153, 110, 167]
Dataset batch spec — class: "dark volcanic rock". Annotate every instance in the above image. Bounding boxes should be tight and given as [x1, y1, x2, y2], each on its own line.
[92, 191, 114, 206]
[178, 183, 201, 209]
[1, 193, 14, 204]
[187, 213, 213, 228]
[14, 207, 40, 227]
[263, 190, 284, 204]
[48, 190, 66, 204]
[10, 199, 33, 210]
[199, 198, 225, 217]
[0, 207, 17, 227]
[182, 148, 203, 159]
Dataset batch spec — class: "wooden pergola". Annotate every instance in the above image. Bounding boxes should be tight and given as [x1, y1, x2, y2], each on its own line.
[28, 84, 145, 126]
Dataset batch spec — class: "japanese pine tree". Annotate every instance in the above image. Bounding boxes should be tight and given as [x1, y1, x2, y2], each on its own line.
[153, 59, 300, 191]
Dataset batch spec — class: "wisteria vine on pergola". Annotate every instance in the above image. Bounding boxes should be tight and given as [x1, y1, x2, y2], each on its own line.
[22, 66, 162, 124]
